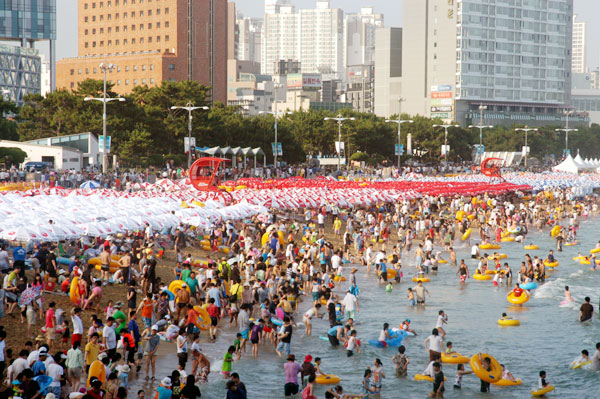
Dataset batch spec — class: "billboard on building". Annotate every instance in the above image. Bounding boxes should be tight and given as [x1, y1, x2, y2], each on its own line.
[286, 73, 322, 89]
[287, 73, 303, 88]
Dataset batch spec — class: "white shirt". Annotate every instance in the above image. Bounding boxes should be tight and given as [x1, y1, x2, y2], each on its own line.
[342, 293, 357, 311]
[317, 214, 325, 224]
[72, 315, 83, 335]
[425, 334, 443, 353]
[47, 363, 64, 387]
[331, 254, 341, 270]
[103, 325, 117, 349]
[347, 336, 357, 351]
[176, 335, 188, 353]
[471, 245, 478, 255]
[436, 315, 446, 328]
[11, 357, 28, 377]
[27, 350, 39, 367]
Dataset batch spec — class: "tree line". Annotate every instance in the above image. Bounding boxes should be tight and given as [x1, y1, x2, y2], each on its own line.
[0, 79, 599, 168]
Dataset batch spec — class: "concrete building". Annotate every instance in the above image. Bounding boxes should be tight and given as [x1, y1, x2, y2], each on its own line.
[399, 0, 577, 127]
[227, 59, 262, 102]
[346, 64, 374, 113]
[262, 0, 299, 75]
[571, 89, 600, 125]
[299, 1, 344, 79]
[572, 15, 586, 74]
[0, 140, 83, 171]
[227, 2, 238, 61]
[0, 1, 55, 100]
[344, 7, 383, 68]
[41, 55, 51, 97]
[56, 0, 227, 103]
[0, 45, 41, 105]
[374, 27, 402, 118]
[26, 132, 101, 169]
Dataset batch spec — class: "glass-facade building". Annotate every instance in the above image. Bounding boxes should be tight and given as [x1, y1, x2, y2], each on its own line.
[0, 0, 56, 100]
[0, 0, 56, 41]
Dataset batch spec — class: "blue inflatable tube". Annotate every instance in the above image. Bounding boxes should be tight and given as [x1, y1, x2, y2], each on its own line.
[368, 330, 406, 348]
[271, 317, 284, 326]
[57, 257, 72, 265]
[319, 336, 330, 342]
[519, 282, 538, 290]
[162, 289, 175, 301]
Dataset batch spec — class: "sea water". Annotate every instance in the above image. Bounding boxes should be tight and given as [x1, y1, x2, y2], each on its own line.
[133, 218, 600, 398]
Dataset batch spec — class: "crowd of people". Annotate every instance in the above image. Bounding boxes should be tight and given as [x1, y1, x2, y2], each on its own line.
[0, 183, 599, 399]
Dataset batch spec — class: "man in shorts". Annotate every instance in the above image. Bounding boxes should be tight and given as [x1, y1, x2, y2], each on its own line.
[144, 325, 160, 380]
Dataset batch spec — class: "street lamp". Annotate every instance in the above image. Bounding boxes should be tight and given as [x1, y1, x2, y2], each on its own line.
[171, 103, 210, 168]
[433, 124, 459, 164]
[515, 126, 538, 168]
[385, 118, 413, 169]
[324, 114, 355, 171]
[260, 104, 292, 176]
[555, 110, 577, 157]
[84, 63, 125, 173]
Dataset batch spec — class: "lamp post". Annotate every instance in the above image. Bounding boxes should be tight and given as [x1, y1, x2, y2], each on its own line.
[260, 104, 291, 176]
[84, 63, 125, 173]
[324, 114, 355, 171]
[386, 117, 413, 169]
[171, 103, 210, 168]
[515, 126, 538, 168]
[433, 124, 459, 165]
[555, 110, 577, 157]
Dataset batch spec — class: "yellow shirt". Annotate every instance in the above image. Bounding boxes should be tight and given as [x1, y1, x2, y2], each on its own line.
[85, 342, 100, 365]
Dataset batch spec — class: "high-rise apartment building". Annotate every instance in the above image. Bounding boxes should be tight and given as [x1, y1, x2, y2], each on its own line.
[56, 0, 227, 103]
[572, 15, 586, 74]
[236, 14, 263, 65]
[400, 0, 576, 127]
[299, 1, 343, 78]
[262, 0, 298, 75]
[345, 7, 383, 68]
[0, 0, 56, 100]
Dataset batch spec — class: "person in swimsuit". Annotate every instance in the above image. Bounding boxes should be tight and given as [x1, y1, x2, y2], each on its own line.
[414, 281, 430, 305]
[456, 260, 469, 282]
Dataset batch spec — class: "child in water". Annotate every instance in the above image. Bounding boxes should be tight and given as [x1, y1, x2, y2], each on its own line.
[385, 282, 393, 293]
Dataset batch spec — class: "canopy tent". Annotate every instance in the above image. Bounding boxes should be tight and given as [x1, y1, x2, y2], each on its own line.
[553, 154, 580, 174]
[199, 146, 264, 169]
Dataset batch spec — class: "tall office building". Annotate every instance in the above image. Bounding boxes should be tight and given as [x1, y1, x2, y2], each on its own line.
[374, 27, 402, 118]
[56, 0, 227, 103]
[262, 0, 299, 75]
[400, 0, 575, 127]
[572, 15, 586, 74]
[299, 1, 344, 78]
[0, 0, 56, 101]
[345, 7, 383, 68]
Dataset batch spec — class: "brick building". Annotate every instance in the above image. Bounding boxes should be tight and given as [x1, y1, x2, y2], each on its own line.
[56, 0, 227, 103]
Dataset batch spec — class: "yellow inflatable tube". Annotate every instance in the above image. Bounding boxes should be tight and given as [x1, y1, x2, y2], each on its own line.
[69, 277, 81, 305]
[87, 360, 106, 388]
[507, 291, 529, 305]
[531, 385, 554, 396]
[524, 245, 539, 250]
[437, 259, 448, 264]
[501, 237, 515, 242]
[414, 374, 447, 382]
[544, 260, 559, 268]
[479, 244, 501, 250]
[412, 276, 430, 283]
[441, 353, 469, 364]
[462, 228, 472, 241]
[470, 353, 502, 383]
[193, 305, 210, 331]
[493, 378, 522, 386]
[497, 318, 520, 326]
[473, 273, 492, 281]
[315, 374, 341, 384]
[333, 275, 347, 282]
[169, 280, 191, 294]
[590, 247, 600, 254]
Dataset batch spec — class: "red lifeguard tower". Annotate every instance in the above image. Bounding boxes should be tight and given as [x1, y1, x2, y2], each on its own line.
[189, 157, 231, 190]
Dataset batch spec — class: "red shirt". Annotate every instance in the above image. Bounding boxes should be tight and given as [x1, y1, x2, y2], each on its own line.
[513, 287, 523, 297]
[206, 304, 219, 318]
[45, 308, 55, 328]
[187, 308, 199, 325]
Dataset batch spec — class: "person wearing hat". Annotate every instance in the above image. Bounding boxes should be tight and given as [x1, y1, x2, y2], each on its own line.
[156, 377, 173, 399]
[32, 347, 48, 376]
[143, 325, 160, 380]
[87, 377, 104, 399]
[283, 354, 301, 397]
[300, 355, 316, 387]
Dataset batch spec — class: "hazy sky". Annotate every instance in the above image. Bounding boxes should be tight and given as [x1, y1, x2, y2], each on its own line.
[52, 0, 598, 70]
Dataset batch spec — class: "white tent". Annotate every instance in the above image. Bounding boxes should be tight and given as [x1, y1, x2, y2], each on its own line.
[573, 153, 592, 170]
[553, 154, 580, 174]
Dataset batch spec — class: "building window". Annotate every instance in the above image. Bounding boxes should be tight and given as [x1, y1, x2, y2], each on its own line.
[142, 64, 146, 71]
[150, 64, 154, 70]
[140, 37, 144, 44]
[123, 25, 127, 32]
[108, 14, 111, 20]
[140, 24, 143, 30]
[125, 79, 129, 85]
[85, 29, 89, 35]
[131, 25, 135, 31]
[100, 28, 104, 33]
[108, 27, 112, 33]
[108, 1, 111, 6]
[150, 78, 155, 84]
[92, 41, 96, 47]
[125, 66, 129, 71]
[100, 15, 104, 21]
[165, 7, 169, 14]
[148, 9, 152, 16]
[92, 15, 96, 21]
[132, 38, 136, 44]
[116, 39, 119, 45]
[123, 38, 127, 45]
[92, 28, 96, 34]
[108, 40, 112, 46]
[164, 21, 169, 27]
[148, 23, 152, 29]
[100, 41, 104, 46]
[123, 12, 127, 18]
[78, 69, 82, 74]
[148, 36, 152, 43]
[156, 8, 160, 15]
[142, 78, 146, 84]
[133, 79, 138, 85]
[84, 16, 88, 22]
[156, 22, 160, 28]
[92, 2, 96, 8]
[115, 13, 119, 19]
[100, 1, 104, 7]
[117, 80, 121, 85]
[165, 35, 169, 41]
[70, 69, 74, 75]
[156, 35, 160, 42]
[71, 82, 75, 89]
[93, 68, 97, 74]
[117, 66, 121, 72]
[131, 11, 135, 18]
[84, 3, 88, 9]
[133, 65, 138, 71]
[85, 68, 89, 74]
[140, 11, 143, 17]
[168, 64, 175, 70]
